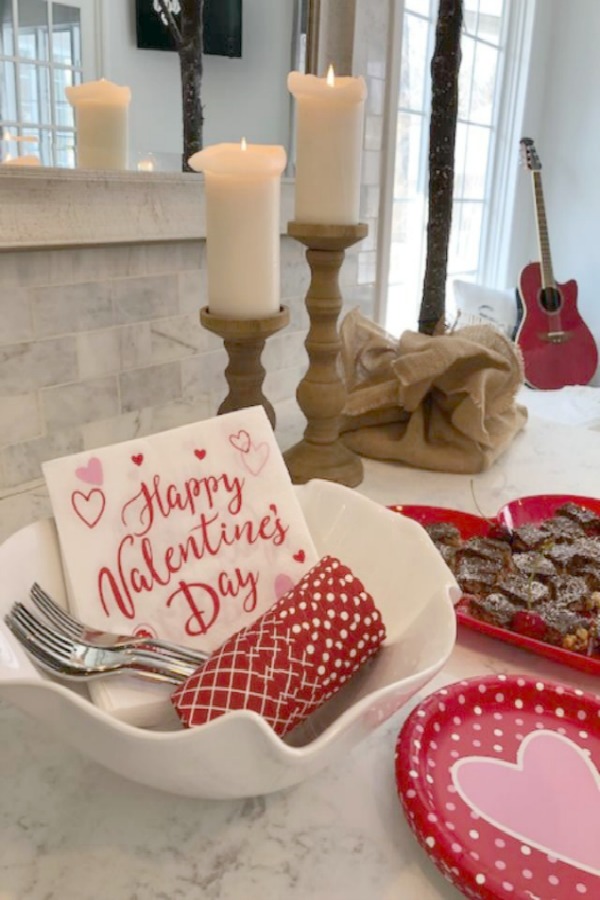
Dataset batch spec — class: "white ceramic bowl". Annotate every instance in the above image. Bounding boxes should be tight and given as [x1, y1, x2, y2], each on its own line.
[0, 480, 458, 799]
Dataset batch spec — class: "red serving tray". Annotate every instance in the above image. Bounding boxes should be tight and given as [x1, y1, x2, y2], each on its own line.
[396, 675, 600, 899]
[390, 495, 600, 676]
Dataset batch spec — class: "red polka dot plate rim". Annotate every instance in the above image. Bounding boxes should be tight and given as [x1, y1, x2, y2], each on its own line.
[389, 496, 600, 676]
[396, 675, 600, 900]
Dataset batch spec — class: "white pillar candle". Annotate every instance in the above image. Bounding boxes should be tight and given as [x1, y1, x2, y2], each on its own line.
[65, 79, 131, 171]
[189, 141, 287, 319]
[288, 68, 367, 225]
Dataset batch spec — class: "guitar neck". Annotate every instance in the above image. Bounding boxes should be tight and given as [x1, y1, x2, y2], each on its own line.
[532, 171, 555, 289]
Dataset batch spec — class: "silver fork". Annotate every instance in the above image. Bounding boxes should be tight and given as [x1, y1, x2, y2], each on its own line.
[5, 602, 198, 684]
[30, 582, 209, 666]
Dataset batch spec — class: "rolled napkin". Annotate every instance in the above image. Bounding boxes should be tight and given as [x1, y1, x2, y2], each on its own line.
[339, 309, 528, 474]
[171, 556, 386, 737]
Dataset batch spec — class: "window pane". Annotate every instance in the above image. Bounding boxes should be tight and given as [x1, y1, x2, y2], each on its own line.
[477, 8, 503, 44]
[480, 0, 504, 14]
[0, 0, 15, 56]
[20, 62, 51, 125]
[404, 0, 431, 16]
[462, 125, 491, 199]
[449, 201, 484, 272]
[20, 124, 43, 160]
[1, 59, 18, 122]
[399, 13, 429, 111]
[471, 41, 499, 124]
[54, 128, 75, 167]
[18, 0, 50, 61]
[458, 35, 475, 120]
[53, 65, 74, 125]
[453, 122, 468, 198]
[394, 112, 423, 198]
[52, 2, 81, 67]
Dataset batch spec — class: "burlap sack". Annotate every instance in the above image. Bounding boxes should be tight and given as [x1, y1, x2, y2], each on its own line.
[339, 309, 528, 474]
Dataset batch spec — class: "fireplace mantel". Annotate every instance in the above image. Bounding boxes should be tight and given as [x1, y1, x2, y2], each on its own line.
[0, 168, 295, 251]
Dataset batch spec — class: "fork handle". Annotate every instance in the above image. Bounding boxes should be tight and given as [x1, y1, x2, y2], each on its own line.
[135, 637, 209, 665]
[115, 649, 198, 681]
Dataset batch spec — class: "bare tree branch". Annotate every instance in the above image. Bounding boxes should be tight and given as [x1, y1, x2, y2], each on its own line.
[419, 0, 463, 335]
[155, 0, 182, 49]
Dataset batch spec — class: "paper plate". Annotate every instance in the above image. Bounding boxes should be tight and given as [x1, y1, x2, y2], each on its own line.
[396, 675, 600, 899]
[391, 496, 600, 675]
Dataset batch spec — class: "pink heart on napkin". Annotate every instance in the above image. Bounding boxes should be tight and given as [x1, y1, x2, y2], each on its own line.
[229, 430, 251, 453]
[274, 573, 294, 600]
[75, 456, 103, 486]
[242, 442, 269, 476]
[452, 730, 600, 875]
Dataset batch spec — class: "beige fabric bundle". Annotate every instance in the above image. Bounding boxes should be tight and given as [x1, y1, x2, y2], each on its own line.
[339, 309, 528, 474]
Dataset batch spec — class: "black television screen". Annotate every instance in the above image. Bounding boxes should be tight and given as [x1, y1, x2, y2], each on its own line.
[135, 1, 242, 58]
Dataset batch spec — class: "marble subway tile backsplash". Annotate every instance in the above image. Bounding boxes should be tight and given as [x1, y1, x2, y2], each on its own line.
[0, 336, 78, 392]
[0, 227, 377, 496]
[119, 361, 182, 414]
[42, 375, 120, 431]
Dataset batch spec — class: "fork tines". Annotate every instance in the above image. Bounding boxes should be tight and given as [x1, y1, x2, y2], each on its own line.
[4, 602, 197, 685]
[30, 583, 80, 639]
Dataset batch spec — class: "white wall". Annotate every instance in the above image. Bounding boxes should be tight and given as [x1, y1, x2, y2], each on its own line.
[507, 0, 600, 374]
[99, 0, 296, 166]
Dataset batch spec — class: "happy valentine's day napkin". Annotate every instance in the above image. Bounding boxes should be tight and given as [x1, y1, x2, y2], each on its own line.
[43, 407, 318, 726]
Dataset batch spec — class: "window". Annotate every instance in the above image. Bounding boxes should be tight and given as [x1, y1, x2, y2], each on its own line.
[0, 0, 93, 166]
[382, 0, 529, 335]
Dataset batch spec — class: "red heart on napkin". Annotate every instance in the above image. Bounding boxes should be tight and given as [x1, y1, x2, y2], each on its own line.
[71, 488, 106, 529]
[171, 556, 386, 737]
[131, 453, 144, 467]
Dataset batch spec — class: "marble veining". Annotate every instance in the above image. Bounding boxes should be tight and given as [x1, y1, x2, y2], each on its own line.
[41, 375, 120, 431]
[0, 336, 78, 393]
[119, 361, 182, 414]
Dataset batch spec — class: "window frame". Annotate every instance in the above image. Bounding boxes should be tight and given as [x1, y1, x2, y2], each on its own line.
[1, 0, 99, 166]
[376, 0, 536, 334]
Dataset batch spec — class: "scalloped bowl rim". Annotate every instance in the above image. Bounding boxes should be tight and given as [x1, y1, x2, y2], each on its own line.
[0, 480, 458, 796]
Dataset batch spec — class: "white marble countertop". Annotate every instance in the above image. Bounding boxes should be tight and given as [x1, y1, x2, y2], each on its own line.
[2, 403, 600, 900]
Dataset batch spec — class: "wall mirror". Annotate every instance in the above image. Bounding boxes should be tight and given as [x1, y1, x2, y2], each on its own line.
[0, 0, 319, 171]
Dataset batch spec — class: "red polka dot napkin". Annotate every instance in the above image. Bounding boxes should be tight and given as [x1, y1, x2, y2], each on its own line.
[171, 556, 386, 737]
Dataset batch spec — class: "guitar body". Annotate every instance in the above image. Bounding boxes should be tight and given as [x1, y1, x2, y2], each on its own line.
[516, 262, 598, 389]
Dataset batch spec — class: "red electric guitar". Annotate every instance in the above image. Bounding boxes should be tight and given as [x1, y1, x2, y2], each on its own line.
[516, 138, 598, 389]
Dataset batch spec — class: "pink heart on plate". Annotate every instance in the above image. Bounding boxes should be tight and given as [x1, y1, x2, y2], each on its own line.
[274, 573, 294, 600]
[452, 730, 600, 875]
[75, 456, 103, 486]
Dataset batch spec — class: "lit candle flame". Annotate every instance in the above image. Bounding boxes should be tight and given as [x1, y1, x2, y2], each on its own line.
[241, 137, 247, 151]
[137, 158, 155, 172]
[326, 64, 335, 87]
[5, 153, 12, 162]
[2, 130, 12, 142]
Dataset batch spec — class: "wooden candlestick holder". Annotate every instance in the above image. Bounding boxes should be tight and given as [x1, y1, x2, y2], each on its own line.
[284, 222, 368, 487]
[200, 305, 289, 429]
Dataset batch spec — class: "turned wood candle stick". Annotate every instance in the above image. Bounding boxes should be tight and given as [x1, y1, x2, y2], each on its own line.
[284, 222, 368, 487]
[200, 306, 289, 429]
